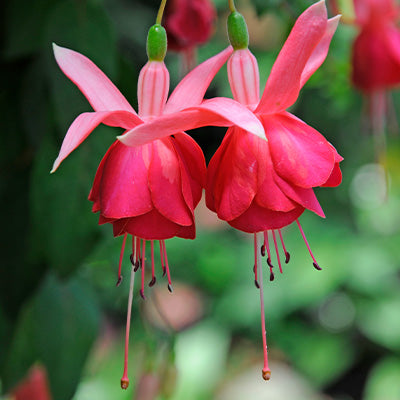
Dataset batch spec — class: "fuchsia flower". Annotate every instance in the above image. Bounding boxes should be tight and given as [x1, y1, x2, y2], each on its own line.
[352, 0, 400, 92]
[164, 0, 216, 71]
[204, 0, 342, 379]
[52, 26, 264, 388]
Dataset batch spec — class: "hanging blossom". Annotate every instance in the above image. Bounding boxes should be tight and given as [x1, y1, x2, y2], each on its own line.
[52, 23, 264, 389]
[164, 0, 216, 72]
[204, 0, 342, 379]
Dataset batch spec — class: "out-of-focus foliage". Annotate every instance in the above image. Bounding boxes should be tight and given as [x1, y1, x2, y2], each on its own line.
[1, 0, 400, 399]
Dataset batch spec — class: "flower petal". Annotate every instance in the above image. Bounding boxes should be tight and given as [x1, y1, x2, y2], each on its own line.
[98, 141, 153, 218]
[261, 112, 336, 188]
[165, 46, 233, 114]
[171, 133, 207, 209]
[300, 15, 340, 89]
[148, 139, 193, 226]
[51, 111, 142, 172]
[274, 176, 325, 217]
[256, 0, 328, 114]
[53, 44, 136, 113]
[118, 97, 265, 147]
[228, 200, 304, 233]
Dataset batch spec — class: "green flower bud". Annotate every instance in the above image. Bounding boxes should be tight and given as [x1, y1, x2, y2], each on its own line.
[147, 24, 167, 61]
[227, 11, 249, 50]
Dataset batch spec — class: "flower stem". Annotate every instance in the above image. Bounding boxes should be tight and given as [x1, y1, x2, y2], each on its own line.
[156, 0, 168, 25]
[228, 0, 236, 12]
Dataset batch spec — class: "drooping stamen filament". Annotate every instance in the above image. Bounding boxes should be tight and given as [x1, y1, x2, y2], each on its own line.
[149, 240, 156, 287]
[134, 237, 141, 272]
[159, 240, 166, 276]
[271, 231, 283, 274]
[295, 220, 322, 270]
[278, 229, 290, 264]
[253, 234, 260, 288]
[140, 240, 146, 299]
[120, 259, 136, 389]
[162, 241, 173, 292]
[117, 233, 128, 286]
[256, 233, 271, 381]
[263, 231, 274, 279]
[129, 235, 136, 266]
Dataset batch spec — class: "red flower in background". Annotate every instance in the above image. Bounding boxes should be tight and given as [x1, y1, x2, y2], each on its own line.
[164, 0, 216, 71]
[11, 365, 52, 400]
[352, 0, 400, 91]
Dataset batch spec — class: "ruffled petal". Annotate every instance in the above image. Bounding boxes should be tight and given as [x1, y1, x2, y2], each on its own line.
[171, 133, 207, 208]
[274, 175, 325, 217]
[256, 0, 328, 114]
[99, 141, 153, 218]
[122, 209, 188, 240]
[261, 112, 336, 188]
[148, 139, 193, 226]
[228, 200, 304, 233]
[207, 128, 258, 221]
[165, 46, 233, 114]
[118, 97, 265, 147]
[51, 111, 142, 172]
[53, 44, 136, 113]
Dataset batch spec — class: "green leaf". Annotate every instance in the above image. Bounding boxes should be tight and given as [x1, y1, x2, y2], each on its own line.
[2, 273, 100, 400]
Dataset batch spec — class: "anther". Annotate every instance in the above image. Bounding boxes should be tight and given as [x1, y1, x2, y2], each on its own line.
[168, 283, 173, 293]
[149, 277, 156, 287]
[134, 260, 140, 272]
[254, 279, 260, 289]
[129, 253, 135, 265]
[116, 276, 123, 287]
[262, 369, 271, 381]
[285, 252, 290, 264]
[269, 271, 275, 281]
[261, 245, 266, 257]
[267, 258, 274, 269]
[313, 262, 322, 270]
[139, 289, 146, 300]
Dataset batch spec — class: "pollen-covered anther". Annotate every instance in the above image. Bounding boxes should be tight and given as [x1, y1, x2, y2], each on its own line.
[262, 369, 271, 381]
[168, 283, 173, 293]
[313, 262, 322, 271]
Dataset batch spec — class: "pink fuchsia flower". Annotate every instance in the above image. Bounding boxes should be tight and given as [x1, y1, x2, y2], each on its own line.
[11, 365, 52, 400]
[206, 0, 342, 379]
[164, 0, 216, 72]
[352, 0, 400, 92]
[52, 25, 264, 388]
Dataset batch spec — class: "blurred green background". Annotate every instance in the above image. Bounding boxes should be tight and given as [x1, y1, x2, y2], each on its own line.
[1, 0, 400, 399]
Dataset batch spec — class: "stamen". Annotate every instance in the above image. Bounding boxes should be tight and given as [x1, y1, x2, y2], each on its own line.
[272, 231, 283, 274]
[253, 234, 259, 288]
[120, 263, 136, 389]
[149, 240, 156, 287]
[129, 235, 136, 266]
[160, 241, 166, 277]
[295, 220, 322, 270]
[264, 231, 274, 270]
[134, 237, 141, 272]
[162, 241, 173, 292]
[117, 233, 127, 286]
[256, 233, 271, 381]
[140, 240, 146, 299]
[278, 230, 290, 264]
